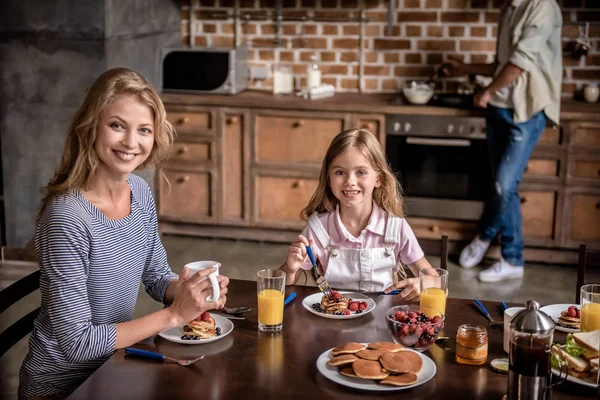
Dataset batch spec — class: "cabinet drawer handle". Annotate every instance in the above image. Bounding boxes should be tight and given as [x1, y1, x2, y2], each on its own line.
[177, 117, 190, 125]
[293, 120, 304, 128]
[429, 225, 440, 233]
[177, 146, 189, 155]
[291, 181, 303, 189]
[520, 197, 528, 204]
[226, 116, 239, 124]
[177, 176, 190, 184]
[361, 123, 374, 131]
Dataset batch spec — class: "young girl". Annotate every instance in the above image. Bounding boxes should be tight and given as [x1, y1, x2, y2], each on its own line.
[280, 129, 432, 302]
[19, 68, 229, 399]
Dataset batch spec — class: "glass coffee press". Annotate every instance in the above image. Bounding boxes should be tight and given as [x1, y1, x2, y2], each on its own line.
[507, 300, 567, 400]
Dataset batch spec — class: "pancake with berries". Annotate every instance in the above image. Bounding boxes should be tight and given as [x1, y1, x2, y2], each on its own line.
[321, 290, 349, 314]
[558, 305, 580, 329]
[183, 311, 217, 339]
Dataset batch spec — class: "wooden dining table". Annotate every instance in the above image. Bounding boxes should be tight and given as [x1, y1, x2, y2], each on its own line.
[68, 279, 598, 399]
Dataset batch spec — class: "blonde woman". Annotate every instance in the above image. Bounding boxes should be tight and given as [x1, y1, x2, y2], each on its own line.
[19, 68, 229, 399]
[281, 129, 433, 301]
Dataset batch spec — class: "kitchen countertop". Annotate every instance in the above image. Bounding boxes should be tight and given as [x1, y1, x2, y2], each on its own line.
[161, 90, 600, 121]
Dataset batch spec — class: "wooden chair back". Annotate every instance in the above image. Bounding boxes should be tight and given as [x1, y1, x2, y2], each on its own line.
[575, 244, 600, 304]
[418, 235, 449, 271]
[0, 246, 40, 357]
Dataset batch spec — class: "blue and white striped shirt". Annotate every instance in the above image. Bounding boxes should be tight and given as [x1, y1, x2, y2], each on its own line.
[19, 174, 177, 397]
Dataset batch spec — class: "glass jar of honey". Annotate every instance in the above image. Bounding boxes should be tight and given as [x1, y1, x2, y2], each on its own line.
[456, 324, 488, 365]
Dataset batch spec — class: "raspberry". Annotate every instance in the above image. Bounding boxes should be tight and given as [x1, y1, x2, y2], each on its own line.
[359, 303, 367, 311]
[408, 312, 418, 319]
[331, 291, 341, 299]
[394, 311, 403, 320]
[349, 303, 359, 311]
[343, 310, 351, 315]
[576, 308, 581, 318]
[200, 311, 211, 322]
[568, 308, 577, 318]
[568, 305, 576, 312]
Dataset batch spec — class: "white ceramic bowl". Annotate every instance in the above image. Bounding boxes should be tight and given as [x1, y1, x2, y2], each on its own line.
[402, 81, 434, 105]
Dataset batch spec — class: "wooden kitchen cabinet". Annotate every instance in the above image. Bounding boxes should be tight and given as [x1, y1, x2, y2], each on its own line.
[254, 110, 346, 166]
[253, 173, 319, 228]
[158, 169, 214, 222]
[565, 190, 600, 247]
[519, 190, 558, 242]
[159, 92, 600, 262]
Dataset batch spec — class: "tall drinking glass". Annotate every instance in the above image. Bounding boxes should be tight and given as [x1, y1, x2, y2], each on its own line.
[419, 268, 449, 317]
[257, 269, 286, 332]
[580, 284, 600, 332]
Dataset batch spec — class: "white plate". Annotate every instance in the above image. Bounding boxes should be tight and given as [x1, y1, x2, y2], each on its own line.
[539, 304, 580, 333]
[316, 345, 436, 391]
[302, 292, 376, 320]
[158, 313, 234, 345]
[552, 368, 598, 389]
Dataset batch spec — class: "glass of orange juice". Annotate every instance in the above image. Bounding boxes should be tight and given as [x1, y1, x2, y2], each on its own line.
[580, 284, 600, 332]
[419, 268, 448, 317]
[257, 269, 286, 332]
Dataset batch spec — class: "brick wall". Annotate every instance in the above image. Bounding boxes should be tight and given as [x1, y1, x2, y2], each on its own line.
[180, 0, 600, 97]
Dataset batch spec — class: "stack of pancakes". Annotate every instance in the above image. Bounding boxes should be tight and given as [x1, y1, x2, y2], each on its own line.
[558, 309, 580, 330]
[327, 341, 422, 386]
[183, 316, 217, 339]
[320, 294, 349, 314]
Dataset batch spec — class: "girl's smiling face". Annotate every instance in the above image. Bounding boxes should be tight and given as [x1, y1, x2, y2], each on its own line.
[94, 94, 155, 179]
[328, 147, 381, 210]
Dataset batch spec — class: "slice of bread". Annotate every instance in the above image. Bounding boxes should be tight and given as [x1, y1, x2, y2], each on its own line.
[557, 346, 591, 372]
[590, 357, 599, 368]
[568, 369, 592, 380]
[572, 331, 600, 357]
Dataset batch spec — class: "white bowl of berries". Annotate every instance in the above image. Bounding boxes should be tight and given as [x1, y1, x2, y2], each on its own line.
[385, 305, 444, 352]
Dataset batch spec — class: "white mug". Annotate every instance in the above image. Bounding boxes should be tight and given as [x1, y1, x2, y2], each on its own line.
[184, 261, 221, 302]
[503, 307, 525, 353]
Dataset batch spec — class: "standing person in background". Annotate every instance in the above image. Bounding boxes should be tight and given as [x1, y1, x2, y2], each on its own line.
[442, 0, 562, 282]
[19, 68, 230, 399]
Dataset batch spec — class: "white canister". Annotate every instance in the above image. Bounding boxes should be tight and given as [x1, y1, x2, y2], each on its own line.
[503, 307, 525, 353]
[583, 83, 599, 103]
[273, 65, 293, 95]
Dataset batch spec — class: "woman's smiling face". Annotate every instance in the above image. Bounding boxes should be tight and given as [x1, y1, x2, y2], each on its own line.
[94, 94, 155, 179]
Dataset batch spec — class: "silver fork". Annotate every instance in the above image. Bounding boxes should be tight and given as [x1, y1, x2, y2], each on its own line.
[306, 245, 333, 299]
[125, 348, 205, 366]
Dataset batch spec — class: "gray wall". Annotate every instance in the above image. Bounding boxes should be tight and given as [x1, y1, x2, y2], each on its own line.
[0, 0, 181, 246]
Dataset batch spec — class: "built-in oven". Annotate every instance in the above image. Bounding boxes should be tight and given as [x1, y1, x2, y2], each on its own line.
[386, 115, 490, 221]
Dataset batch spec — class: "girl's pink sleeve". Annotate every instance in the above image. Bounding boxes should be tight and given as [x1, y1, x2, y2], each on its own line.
[396, 219, 425, 265]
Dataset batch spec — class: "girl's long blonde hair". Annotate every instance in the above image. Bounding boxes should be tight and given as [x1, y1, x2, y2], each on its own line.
[301, 128, 404, 221]
[35, 67, 175, 225]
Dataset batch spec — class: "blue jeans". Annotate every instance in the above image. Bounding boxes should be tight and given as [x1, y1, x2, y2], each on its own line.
[478, 106, 547, 266]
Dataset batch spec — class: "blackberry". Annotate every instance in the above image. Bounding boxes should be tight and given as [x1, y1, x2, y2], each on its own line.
[356, 309, 363, 314]
[181, 334, 200, 341]
[216, 327, 222, 336]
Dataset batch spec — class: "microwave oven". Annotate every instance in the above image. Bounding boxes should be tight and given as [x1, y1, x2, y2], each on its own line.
[160, 47, 249, 94]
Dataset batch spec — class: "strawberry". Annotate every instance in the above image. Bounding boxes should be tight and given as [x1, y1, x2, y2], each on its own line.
[568, 308, 577, 318]
[343, 310, 351, 316]
[331, 291, 341, 300]
[349, 302, 359, 311]
[359, 303, 367, 311]
[576, 308, 581, 318]
[200, 311, 211, 322]
[394, 311, 404, 320]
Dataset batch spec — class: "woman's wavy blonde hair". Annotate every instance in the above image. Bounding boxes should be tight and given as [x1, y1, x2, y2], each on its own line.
[301, 128, 404, 221]
[35, 67, 175, 225]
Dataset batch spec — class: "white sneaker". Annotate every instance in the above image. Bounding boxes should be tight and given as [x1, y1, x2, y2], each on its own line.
[478, 259, 524, 283]
[459, 236, 490, 269]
